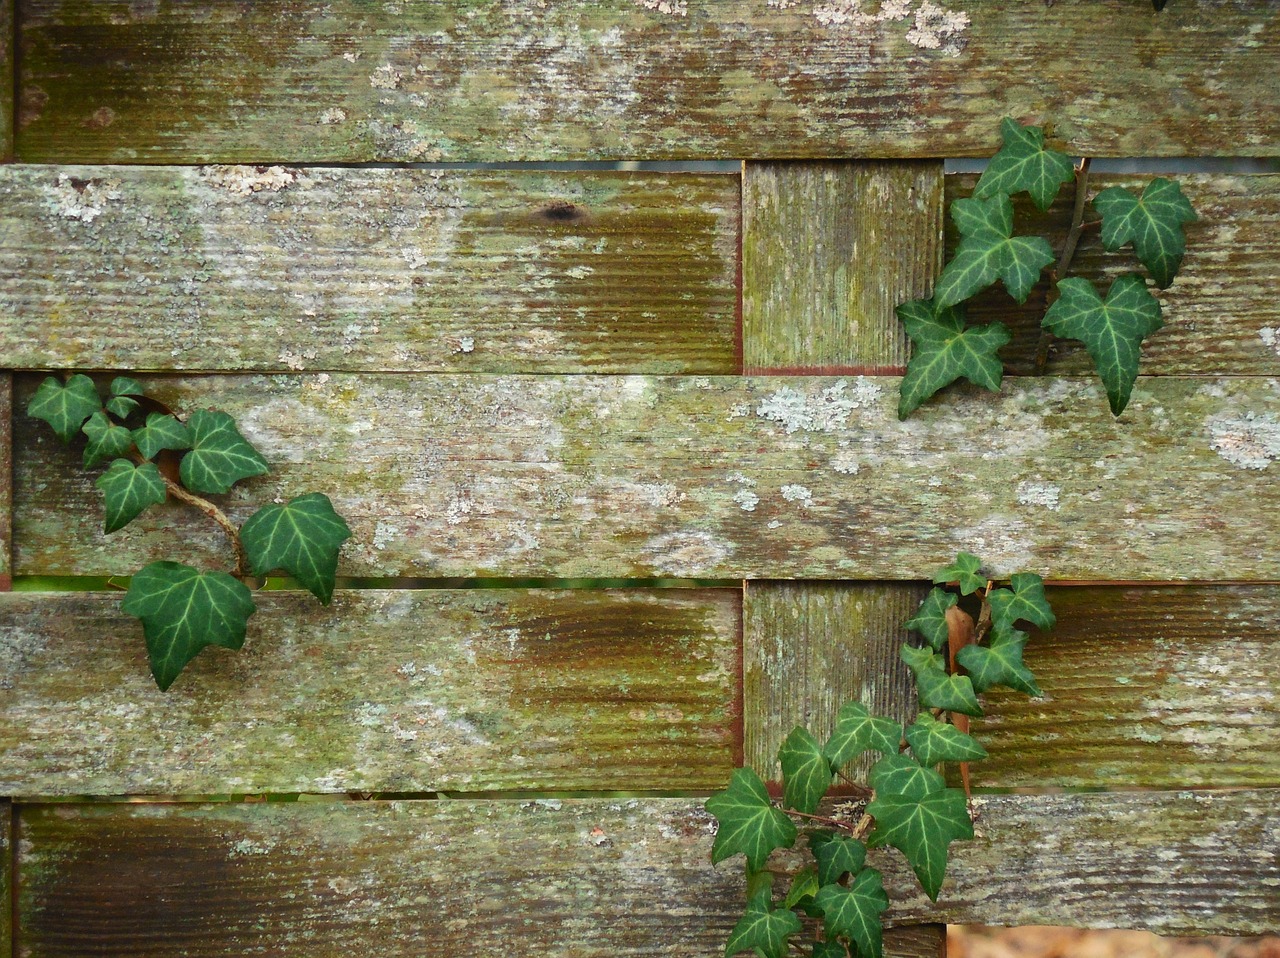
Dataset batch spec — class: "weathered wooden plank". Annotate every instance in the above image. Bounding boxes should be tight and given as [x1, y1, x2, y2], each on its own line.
[1, 803, 9, 958]
[15, 2, 1280, 163]
[744, 582, 925, 782]
[743, 162, 943, 373]
[0, 589, 738, 796]
[15, 789, 1279, 952]
[966, 586, 1280, 790]
[1, 0, 12, 161]
[952, 174, 1280, 377]
[0, 166, 738, 373]
[0, 372, 10, 590]
[12, 374, 1280, 581]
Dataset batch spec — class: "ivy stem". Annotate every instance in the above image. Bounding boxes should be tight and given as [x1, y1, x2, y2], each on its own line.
[780, 808, 856, 832]
[1035, 156, 1093, 374]
[160, 477, 250, 577]
[834, 769, 873, 796]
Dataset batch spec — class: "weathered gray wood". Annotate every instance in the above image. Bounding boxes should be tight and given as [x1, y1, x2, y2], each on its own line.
[0, 589, 738, 797]
[952, 174, 1280, 377]
[15, 789, 1279, 953]
[744, 582, 925, 782]
[13, 374, 1280, 581]
[15, 2, 1280, 162]
[743, 162, 943, 373]
[0, 802, 9, 958]
[0, 0, 12, 161]
[0, 372, 10, 589]
[0, 166, 738, 373]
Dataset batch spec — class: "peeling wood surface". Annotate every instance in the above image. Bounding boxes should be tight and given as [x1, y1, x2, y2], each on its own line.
[743, 161, 943, 373]
[0, 589, 738, 796]
[965, 586, 1280, 790]
[15, 2, 1280, 162]
[954, 174, 1280, 377]
[12, 373, 1280, 581]
[744, 582, 926, 782]
[15, 789, 1279, 953]
[0, 167, 738, 373]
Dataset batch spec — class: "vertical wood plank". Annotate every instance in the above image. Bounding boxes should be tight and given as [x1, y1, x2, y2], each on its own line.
[0, 0, 11, 162]
[742, 161, 944, 373]
[0, 373, 10, 591]
[1, 801, 10, 958]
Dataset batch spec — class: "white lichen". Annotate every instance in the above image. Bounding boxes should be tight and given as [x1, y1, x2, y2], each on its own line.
[318, 107, 348, 125]
[733, 488, 760, 512]
[1016, 480, 1062, 511]
[781, 484, 814, 507]
[633, 0, 687, 15]
[642, 530, 733, 575]
[756, 380, 881, 434]
[456, 337, 476, 354]
[1208, 412, 1280, 469]
[905, 1, 970, 54]
[370, 64, 404, 89]
[1260, 327, 1280, 358]
[202, 165, 296, 196]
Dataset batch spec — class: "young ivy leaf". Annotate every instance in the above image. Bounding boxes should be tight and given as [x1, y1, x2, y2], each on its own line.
[784, 865, 821, 910]
[121, 561, 257, 691]
[109, 376, 147, 398]
[81, 411, 136, 468]
[1042, 275, 1163, 416]
[974, 117, 1076, 211]
[95, 460, 167, 534]
[1093, 178, 1197, 288]
[179, 410, 270, 494]
[900, 645, 983, 717]
[988, 572, 1056, 632]
[779, 726, 835, 815]
[812, 833, 867, 886]
[823, 702, 902, 770]
[814, 941, 850, 958]
[932, 552, 986, 595]
[133, 413, 192, 461]
[904, 713, 988, 768]
[904, 587, 959, 651]
[724, 892, 804, 958]
[240, 493, 352, 604]
[866, 789, 973, 901]
[105, 395, 140, 419]
[705, 767, 797, 871]
[868, 755, 945, 801]
[896, 299, 1011, 418]
[27, 374, 101, 443]
[934, 194, 1055, 308]
[814, 867, 890, 958]
[957, 627, 1042, 696]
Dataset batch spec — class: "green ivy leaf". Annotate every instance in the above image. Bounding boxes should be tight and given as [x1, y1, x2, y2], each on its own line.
[105, 395, 140, 419]
[823, 702, 902, 770]
[95, 460, 167, 534]
[778, 726, 834, 815]
[179, 410, 270, 494]
[896, 299, 1011, 418]
[121, 561, 257, 691]
[1042, 275, 1163, 416]
[81, 411, 136, 468]
[974, 118, 1076, 211]
[900, 645, 982, 717]
[867, 789, 973, 901]
[934, 194, 1055, 308]
[1093, 178, 1197, 288]
[706, 768, 797, 871]
[988, 572, 1056, 632]
[109, 376, 147, 398]
[814, 868, 890, 958]
[932, 553, 986, 594]
[868, 755, 945, 800]
[725, 893, 804, 958]
[784, 865, 821, 910]
[28, 374, 101, 443]
[904, 587, 959, 651]
[813, 941, 849, 958]
[957, 627, 1041, 696]
[812, 833, 867, 887]
[240, 493, 352, 604]
[903, 713, 988, 767]
[133, 413, 192, 461]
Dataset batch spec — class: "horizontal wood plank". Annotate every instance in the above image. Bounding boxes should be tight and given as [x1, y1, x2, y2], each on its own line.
[12, 373, 1280, 581]
[15, 789, 1279, 953]
[15, 2, 1280, 163]
[0, 589, 739, 796]
[953, 174, 1280, 377]
[0, 166, 738, 373]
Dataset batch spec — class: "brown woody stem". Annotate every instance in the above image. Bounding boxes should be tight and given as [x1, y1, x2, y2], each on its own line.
[1035, 156, 1093, 374]
[160, 476, 249, 577]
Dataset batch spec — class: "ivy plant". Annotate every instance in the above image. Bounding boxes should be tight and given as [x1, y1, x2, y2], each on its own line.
[28, 374, 351, 690]
[706, 554, 1054, 958]
[897, 117, 1197, 418]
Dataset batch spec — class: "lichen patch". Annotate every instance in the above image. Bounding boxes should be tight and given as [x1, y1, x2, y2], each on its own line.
[633, 0, 688, 15]
[1208, 412, 1280, 469]
[201, 165, 297, 196]
[756, 380, 881, 435]
[1016, 481, 1061, 511]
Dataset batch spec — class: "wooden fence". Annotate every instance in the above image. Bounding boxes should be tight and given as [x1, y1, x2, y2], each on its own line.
[1, 1, 1278, 954]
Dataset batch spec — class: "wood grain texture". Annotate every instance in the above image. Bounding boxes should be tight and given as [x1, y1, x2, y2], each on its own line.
[12, 373, 1280, 581]
[744, 582, 926, 782]
[15, 789, 1279, 954]
[953, 174, 1280, 377]
[15, 2, 1280, 163]
[1, 0, 12, 161]
[743, 162, 943, 373]
[0, 166, 738, 373]
[966, 586, 1280, 790]
[0, 372, 10, 586]
[1, 803, 9, 958]
[0, 589, 738, 797]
